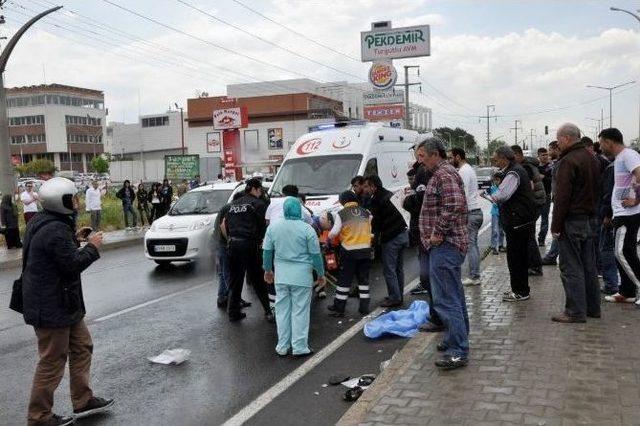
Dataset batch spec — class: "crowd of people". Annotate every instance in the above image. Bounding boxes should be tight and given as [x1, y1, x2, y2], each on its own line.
[11, 122, 640, 423]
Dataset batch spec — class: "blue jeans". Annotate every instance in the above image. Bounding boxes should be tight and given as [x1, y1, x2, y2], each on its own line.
[419, 247, 443, 326]
[429, 242, 469, 358]
[217, 243, 231, 300]
[599, 223, 619, 293]
[123, 202, 137, 227]
[491, 215, 504, 249]
[538, 200, 551, 243]
[382, 230, 409, 301]
[466, 209, 483, 280]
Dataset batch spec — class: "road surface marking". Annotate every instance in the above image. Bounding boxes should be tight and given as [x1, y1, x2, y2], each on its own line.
[92, 283, 208, 323]
[222, 276, 421, 426]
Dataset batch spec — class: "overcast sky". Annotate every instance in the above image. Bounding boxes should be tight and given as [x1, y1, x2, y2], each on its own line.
[4, 0, 640, 149]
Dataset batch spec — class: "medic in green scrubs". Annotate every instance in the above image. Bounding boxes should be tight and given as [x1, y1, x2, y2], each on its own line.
[263, 197, 326, 356]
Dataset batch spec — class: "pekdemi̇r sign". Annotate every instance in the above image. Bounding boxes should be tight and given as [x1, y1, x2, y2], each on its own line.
[361, 24, 431, 62]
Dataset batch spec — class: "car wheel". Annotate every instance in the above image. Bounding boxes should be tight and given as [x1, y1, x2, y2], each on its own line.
[154, 260, 171, 266]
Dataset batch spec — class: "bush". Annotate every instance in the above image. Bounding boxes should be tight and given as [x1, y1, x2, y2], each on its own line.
[15, 159, 57, 177]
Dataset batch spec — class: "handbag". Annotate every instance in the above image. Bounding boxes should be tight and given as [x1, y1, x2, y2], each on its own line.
[9, 219, 54, 314]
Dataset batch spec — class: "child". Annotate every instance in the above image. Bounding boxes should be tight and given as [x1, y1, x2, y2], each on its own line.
[489, 173, 505, 255]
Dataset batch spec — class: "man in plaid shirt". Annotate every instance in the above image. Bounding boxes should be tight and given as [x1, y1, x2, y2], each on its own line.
[417, 137, 470, 370]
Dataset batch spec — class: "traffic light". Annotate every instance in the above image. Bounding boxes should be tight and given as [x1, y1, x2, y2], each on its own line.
[544, 125, 549, 135]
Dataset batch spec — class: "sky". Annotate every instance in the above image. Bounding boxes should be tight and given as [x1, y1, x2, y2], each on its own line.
[4, 0, 640, 149]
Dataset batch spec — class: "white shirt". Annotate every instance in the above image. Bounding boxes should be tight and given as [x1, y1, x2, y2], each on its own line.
[85, 187, 102, 211]
[265, 197, 312, 224]
[613, 148, 640, 217]
[457, 163, 480, 211]
[21, 190, 39, 213]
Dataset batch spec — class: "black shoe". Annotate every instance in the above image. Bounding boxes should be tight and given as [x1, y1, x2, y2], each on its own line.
[73, 396, 114, 419]
[240, 299, 252, 308]
[528, 268, 543, 276]
[265, 313, 276, 323]
[436, 342, 447, 352]
[216, 298, 228, 309]
[419, 322, 445, 332]
[435, 355, 468, 370]
[410, 284, 429, 295]
[541, 258, 557, 266]
[587, 312, 602, 319]
[329, 311, 345, 318]
[492, 248, 499, 255]
[229, 312, 247, 322]
[38, 414, 75, 426]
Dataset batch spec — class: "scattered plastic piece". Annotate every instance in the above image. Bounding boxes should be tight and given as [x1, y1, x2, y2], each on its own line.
[148, 349, 191, 365]
[314, 391, 320, 396]
[338, 321, 343, 325]
[322, 384, 328, 388]
[329, 375, 351, 385]
[364, 300, 430, 338]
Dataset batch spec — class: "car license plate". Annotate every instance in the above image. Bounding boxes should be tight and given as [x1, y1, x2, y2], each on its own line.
[155, 245, 176, 252]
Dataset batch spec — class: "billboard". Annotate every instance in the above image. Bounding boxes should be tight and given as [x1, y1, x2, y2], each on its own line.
[361, 25, 430, 61]
[164, 155, 200, 181]
[363, 89, 405, 105]
[268, 128, 284, 150]
[213, 107, 248, 130]
[363, 104, 405, 121]
[206, 131, 221, 153]
[368, 61, 397, 91]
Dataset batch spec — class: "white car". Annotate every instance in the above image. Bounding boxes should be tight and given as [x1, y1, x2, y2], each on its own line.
[143, 180, 271, 265]
[144, 182, 237, 265]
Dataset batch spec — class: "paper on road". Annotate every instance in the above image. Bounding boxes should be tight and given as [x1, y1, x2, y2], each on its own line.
[148, 349, 191, 365]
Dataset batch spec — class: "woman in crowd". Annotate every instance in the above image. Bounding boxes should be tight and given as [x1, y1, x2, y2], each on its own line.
[1, 193, 22, 249]
[136, 183, 150, 226]
[148, 182, 163, 222]
[159, 179, 173, 217]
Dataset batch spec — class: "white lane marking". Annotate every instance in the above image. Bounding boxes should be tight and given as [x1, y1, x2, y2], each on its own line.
[222, 276, 421, 426]
[92, 283, 208, 323]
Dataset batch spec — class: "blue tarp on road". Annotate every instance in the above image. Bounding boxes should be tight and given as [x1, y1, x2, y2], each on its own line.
[364, 300, 430, 338]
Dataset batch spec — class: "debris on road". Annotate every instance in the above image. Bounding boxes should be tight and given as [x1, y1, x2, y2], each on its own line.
[148, 349, 191, 365]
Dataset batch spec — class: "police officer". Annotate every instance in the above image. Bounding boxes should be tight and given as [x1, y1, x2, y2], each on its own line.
[222, 178, 272, 322]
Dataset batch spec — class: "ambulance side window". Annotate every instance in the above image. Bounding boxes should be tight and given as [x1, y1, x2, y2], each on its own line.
[364, 158, 378, 176]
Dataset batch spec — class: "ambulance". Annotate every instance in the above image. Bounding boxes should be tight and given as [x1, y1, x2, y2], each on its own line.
[269, 121, 427, 224]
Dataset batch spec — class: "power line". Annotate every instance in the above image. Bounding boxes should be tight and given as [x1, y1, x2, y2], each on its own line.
[230, 0, 361, 63]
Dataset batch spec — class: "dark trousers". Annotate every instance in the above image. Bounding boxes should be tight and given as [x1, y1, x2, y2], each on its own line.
[419, 246, 443, 326]
[24, 211, 37, 224]
[4, 227, 22, 248]
[332, 251, 371, 314]
[528, 213, 542, 270]
[227, 240, 270, 318]
[505, 222, 535, 296]
[138, 205, 150, 226]
[538, 199, 551, 244]
[613, 214, 640, 298]
[28, 320, 93, 425]
[558, 218, 600, 319]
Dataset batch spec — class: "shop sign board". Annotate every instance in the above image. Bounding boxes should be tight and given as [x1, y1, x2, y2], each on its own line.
[361, 24, 430, 61]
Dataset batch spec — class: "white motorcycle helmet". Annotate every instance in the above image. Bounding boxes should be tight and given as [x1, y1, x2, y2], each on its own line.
[39, 177, 77, 215]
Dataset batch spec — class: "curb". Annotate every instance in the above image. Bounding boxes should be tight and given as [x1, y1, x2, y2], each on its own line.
[336, 332, 436, 426]
[0, 236, 144, 270]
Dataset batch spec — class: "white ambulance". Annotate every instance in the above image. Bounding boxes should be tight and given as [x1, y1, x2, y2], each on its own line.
[269, 122, 427, 223]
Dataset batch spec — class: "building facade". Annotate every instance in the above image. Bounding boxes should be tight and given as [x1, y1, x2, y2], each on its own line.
[8, 84, 105, 172]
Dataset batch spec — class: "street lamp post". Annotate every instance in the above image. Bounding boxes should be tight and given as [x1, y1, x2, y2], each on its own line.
[0, 6, 62, 196]
[610, 6, 640, 141]
[587, 80, 635, 127]
[175, 102, 185, 155]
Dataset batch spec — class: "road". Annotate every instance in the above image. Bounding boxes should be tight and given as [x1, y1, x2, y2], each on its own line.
[0, 200, 493, 426]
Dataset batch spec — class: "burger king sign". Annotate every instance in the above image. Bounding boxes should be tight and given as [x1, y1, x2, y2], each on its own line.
[369, 60, 397, 91]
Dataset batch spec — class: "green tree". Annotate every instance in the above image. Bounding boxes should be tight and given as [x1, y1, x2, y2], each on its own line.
[482, 139, 507, 165]
[15, 158, 56, 177]
[433, 127, 477, 153]
[90, 156, 109, 173]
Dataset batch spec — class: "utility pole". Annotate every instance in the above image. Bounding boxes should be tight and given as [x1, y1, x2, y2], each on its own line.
[529, 129, 536, 152]
[0, 5, 62, 196]
[396, 65, 421, 129]
[481, 105, 497, 149]
[175, 102, 185, 155]
[587, 81, 635, 127]
[510, 119, 522, 146]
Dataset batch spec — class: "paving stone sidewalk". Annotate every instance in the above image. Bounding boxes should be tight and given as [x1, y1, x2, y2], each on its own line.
[342, 252, 640, 426]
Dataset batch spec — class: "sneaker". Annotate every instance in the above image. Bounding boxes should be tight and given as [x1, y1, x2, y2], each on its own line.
[492, 248, 499, 255]
[435, 355, 468, 370]
[541, 258, 557, 266]
[601, 287, 619, 296]
[462, 277, 481, 286]
[635, 299, 640, 307]
[73, 396, 114, 419]
[551, 313, 586, 323]
[436, 342, 447, 352]
[502, 292, 530, 302]
[240, 299, 252, 308]
[37, 414, 75, 426]
[604, 293, 636, 303]
[528, 268, 543, 276]
[410, 284, 429, 295]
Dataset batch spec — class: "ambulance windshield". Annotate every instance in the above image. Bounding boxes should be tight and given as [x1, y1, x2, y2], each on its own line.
[271, 154, 363, 196]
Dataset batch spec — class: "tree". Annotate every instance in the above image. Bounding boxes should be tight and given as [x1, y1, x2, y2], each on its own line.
[90, 156, 109, 173]
[15, 158, 56, 177]
[433, 127, 477, 153]
[482, 139, 507, 166]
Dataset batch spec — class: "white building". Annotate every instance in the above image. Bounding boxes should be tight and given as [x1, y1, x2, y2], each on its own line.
[410, 103, 433, 132]
[8, 84, 106, 172]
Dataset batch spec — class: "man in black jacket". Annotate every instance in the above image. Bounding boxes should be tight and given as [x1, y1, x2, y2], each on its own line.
[364, 175, 409, 307]
[23, 177, 113, 426]
[115, 179, 137, 229]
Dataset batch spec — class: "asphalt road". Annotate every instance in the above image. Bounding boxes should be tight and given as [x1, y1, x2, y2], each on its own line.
[0, 200, 494, 426]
